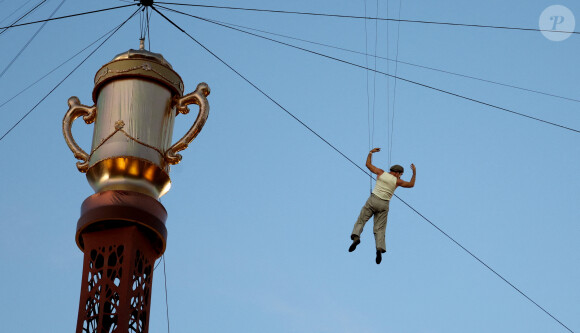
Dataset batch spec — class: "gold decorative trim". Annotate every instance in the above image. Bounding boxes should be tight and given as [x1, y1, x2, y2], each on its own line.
[93, 59, 184, 101]
[62, 97, 97, 173]
[86, 157, 172, 198]
[165, 82, 210, 165]
[88, 119, 166, 164]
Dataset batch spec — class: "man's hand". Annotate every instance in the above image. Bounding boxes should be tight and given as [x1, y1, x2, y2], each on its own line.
[366, 148, 383, 176]
[410, 163, 416, 173]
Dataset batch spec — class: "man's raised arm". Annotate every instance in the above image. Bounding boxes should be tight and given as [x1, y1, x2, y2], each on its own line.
[397, 164, 416, 188]
[366, 148, 384, 176]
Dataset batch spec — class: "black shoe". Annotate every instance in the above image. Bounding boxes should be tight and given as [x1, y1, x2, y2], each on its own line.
[348, 237, 360, 252]
[375, 250, 382, 264]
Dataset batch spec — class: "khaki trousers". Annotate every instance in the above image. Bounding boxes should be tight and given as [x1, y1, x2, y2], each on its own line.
[351, 193, 390, 252]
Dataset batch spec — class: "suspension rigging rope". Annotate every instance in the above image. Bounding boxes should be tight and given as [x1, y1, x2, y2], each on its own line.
[0, 0, 34, 26]
[155, 2, 580, 35]
[0, 22, 124, 110]
[146, 6, 152, 50]
[372, 0, 379, 152]
[140, 5, 145, 39]
[154, 253, 171, 332]
[0, 7, 140, 143]
[0, 0, 44, 35]
[0, 0, 66, 80]
[157, 5, 580, 135]
[151, 7, 574, 332]
[153, 6, 366, 176]
[163, 255, 171, 333]
[189, 18, 579, 104]
[385, 0, 391, 166]
[389, 0, 403, 166]
[139, 5, 153, 50]
[0, 4, 136, 30]
[363, 0, 372, 193]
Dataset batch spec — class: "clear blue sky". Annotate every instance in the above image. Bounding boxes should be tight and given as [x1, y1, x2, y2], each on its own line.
[0, 1, 578, 332]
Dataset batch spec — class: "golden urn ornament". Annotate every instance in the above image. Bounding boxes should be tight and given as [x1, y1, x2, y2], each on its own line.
[63, 42, 210, 199]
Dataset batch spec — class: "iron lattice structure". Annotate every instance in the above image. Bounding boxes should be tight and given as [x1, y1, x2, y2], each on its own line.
[78, 226, 155, 333]
[74, 190, 167, 333]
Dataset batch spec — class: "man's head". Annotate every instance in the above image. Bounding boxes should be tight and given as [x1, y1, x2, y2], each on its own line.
[390, 165, 404, 178]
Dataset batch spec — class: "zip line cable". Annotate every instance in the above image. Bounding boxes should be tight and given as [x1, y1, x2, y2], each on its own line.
[389, 0, 403, 166]
[0, 22, 120, 110]
[0, 0, 44, 36]
[156, 5, 580, 135]
[152, 8, 573, 332]
[0, 7, 140, 143]
[155, 2, 580, 35]
[0, 0, 66, 80]
[0, 4, 136, 30]
[193, 18, 579, 104]
[393, 193, 574, 333]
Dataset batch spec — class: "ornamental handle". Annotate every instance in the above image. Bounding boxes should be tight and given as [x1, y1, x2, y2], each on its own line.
[62, 96, 97, 173]
[165, 82, 210, 165]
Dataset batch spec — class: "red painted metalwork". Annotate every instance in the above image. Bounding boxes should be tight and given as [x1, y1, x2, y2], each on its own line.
[75, 191, 167, 333]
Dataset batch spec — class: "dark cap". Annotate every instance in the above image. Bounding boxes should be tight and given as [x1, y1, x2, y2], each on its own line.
[390, 165, 404, 173]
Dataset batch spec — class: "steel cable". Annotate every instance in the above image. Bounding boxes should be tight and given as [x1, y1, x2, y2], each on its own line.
[0, 4, 136, 30]
[0, 0, 44, 35]
[0, 0, 66, 79]
[0, 23, 123, 110]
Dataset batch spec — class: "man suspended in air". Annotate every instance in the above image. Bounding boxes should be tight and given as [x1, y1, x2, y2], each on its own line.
[348, 148, 416, 264]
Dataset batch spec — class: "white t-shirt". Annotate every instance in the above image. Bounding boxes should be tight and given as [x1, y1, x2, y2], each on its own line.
[372, 172, 397, 200]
